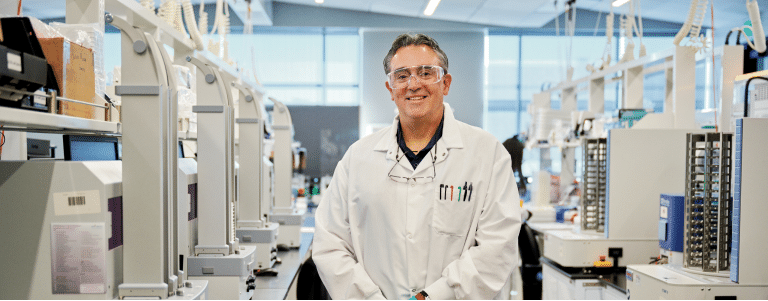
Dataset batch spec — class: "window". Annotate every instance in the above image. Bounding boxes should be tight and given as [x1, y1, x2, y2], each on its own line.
[229, 28, 360, 106]
[641, 36, 675, 113]
[105, 29, 360, 106]
[486, 32, 676, 189]
[486, 35, 520, 143]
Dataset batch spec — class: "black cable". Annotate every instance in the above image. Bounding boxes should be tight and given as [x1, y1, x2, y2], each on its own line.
[744, 77, 768, 117]
[725, 29, 736, 45]
[737, 29, 742, 45]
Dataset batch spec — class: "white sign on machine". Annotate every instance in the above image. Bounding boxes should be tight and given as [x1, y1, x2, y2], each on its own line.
[50, 223, 107, 294]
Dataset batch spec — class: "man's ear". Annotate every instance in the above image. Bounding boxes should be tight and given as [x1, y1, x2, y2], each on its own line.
[385, 80, 395, 101]
[442, 73, 452, 95]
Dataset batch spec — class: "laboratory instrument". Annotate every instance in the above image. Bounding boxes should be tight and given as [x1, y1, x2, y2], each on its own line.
[269, 98, 305, 249]
[186, 54, 257, 299]
[232, 81, 279, 271]
[626, 120, 768, 299]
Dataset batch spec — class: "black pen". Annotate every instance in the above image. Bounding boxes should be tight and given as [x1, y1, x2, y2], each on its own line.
[467, 183, 472, 202]
[463, 182, 468, 202]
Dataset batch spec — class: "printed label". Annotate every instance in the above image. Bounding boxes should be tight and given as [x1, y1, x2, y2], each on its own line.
[660, 206, 668, 218]
[50, 223, 107, 294]
[33, 91, 47, 106]
[7, 52, 21, 72]
[53, 190, 101, 216]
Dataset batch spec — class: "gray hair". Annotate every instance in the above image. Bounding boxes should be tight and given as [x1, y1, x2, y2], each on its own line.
[383, 33, 449, 74]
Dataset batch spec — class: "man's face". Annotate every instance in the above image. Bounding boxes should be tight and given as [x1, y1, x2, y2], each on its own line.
[385, 45, 452, 122]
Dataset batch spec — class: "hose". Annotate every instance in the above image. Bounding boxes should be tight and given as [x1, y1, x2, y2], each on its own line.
[674, 0, 699, 46]
[635, 0, 646, 57]
[198, 0, 208, 35]
[747, 0, 766, 53]
[209, 0, 223, 35]
[182, 0, 204, 50]
[688, 0, 707, 39]
[157, 0, 183, 33]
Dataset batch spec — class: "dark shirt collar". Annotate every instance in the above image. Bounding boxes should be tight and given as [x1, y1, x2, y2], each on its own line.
[396, 115, 444, 169]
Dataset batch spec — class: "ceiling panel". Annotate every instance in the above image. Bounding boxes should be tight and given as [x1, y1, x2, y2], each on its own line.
[429, 0, 486, 23]
[278, 0, 372, 11]
[369, 0, 428, 18]
[16, 0, 757, 32]
[470, 10, 543, 28]
[481, 0, 551, 12]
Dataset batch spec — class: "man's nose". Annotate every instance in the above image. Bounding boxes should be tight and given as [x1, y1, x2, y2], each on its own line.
[406, 75, 424, 90]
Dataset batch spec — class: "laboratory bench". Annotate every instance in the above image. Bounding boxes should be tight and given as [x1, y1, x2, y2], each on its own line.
[251, 215, 315, 300]
[541, 257, 627, 299]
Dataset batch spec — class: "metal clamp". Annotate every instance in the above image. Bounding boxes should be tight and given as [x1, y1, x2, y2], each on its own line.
[186, 56, 216, 84]
[105, 13, 147, 54]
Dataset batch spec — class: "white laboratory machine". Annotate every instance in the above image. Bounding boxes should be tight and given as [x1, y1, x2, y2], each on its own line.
[626, 119, 768, 299]
[0, 2, 211, 297]
[0, 161, 125, 299]
[269, 98, 305, 249]
[185, 54, 257, 299]
[232, 81, 280, 271]
[542, 129, 697, 300]
[106, 3, 208, 298]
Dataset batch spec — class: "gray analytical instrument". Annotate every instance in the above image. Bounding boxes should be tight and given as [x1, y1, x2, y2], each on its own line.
[626, 119, 768, 299]
[269, 98, 305, 249]
[232, 81, 279, 270]
[541, 129, 698, 300]
[186, 54, 257, 300]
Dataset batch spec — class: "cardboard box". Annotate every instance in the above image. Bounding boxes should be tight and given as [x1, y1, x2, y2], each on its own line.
[39, 37, 96, 119]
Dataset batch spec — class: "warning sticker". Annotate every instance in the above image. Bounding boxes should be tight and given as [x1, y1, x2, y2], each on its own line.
[50, 223, 107, 294]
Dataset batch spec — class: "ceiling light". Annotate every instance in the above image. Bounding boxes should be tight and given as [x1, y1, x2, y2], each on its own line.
[423, 0, 442, 16]
[612, 0, 630, 7]
[315, 0, 324, 3]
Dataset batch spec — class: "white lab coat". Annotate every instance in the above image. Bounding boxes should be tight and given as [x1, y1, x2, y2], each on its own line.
[313, 103, 521, 300]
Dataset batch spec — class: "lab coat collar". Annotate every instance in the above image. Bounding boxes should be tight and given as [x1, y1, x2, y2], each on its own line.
[374, 103, 464, 166]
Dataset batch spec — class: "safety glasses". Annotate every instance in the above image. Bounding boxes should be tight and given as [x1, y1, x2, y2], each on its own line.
[387, 147, 437, 184]
[387, 65, 445, 89]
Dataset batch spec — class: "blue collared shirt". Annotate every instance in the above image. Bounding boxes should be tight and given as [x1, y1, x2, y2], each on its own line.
[396, 116, 444, 169]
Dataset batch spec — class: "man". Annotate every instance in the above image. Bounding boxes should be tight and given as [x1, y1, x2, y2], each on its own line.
[313, 33, 521, 300]
[503, 134, 527, 196]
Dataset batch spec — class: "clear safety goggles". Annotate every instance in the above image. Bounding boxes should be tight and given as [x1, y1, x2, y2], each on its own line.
[387, 65, 445, 89]
[388, 147, 436, 184]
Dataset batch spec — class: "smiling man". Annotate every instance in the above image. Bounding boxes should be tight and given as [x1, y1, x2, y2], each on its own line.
[313, 33, 521, 300]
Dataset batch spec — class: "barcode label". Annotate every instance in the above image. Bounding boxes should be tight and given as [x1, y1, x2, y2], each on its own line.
[7, 52, 21, 72]
[54, 190, 101, 216]
[68, 196, 86, 206]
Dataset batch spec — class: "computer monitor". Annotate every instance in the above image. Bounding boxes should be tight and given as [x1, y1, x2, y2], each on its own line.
[63, 135, 119, 161]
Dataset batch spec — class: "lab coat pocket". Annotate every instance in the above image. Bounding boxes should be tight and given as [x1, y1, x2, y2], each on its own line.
[432, 182, 475, 236]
